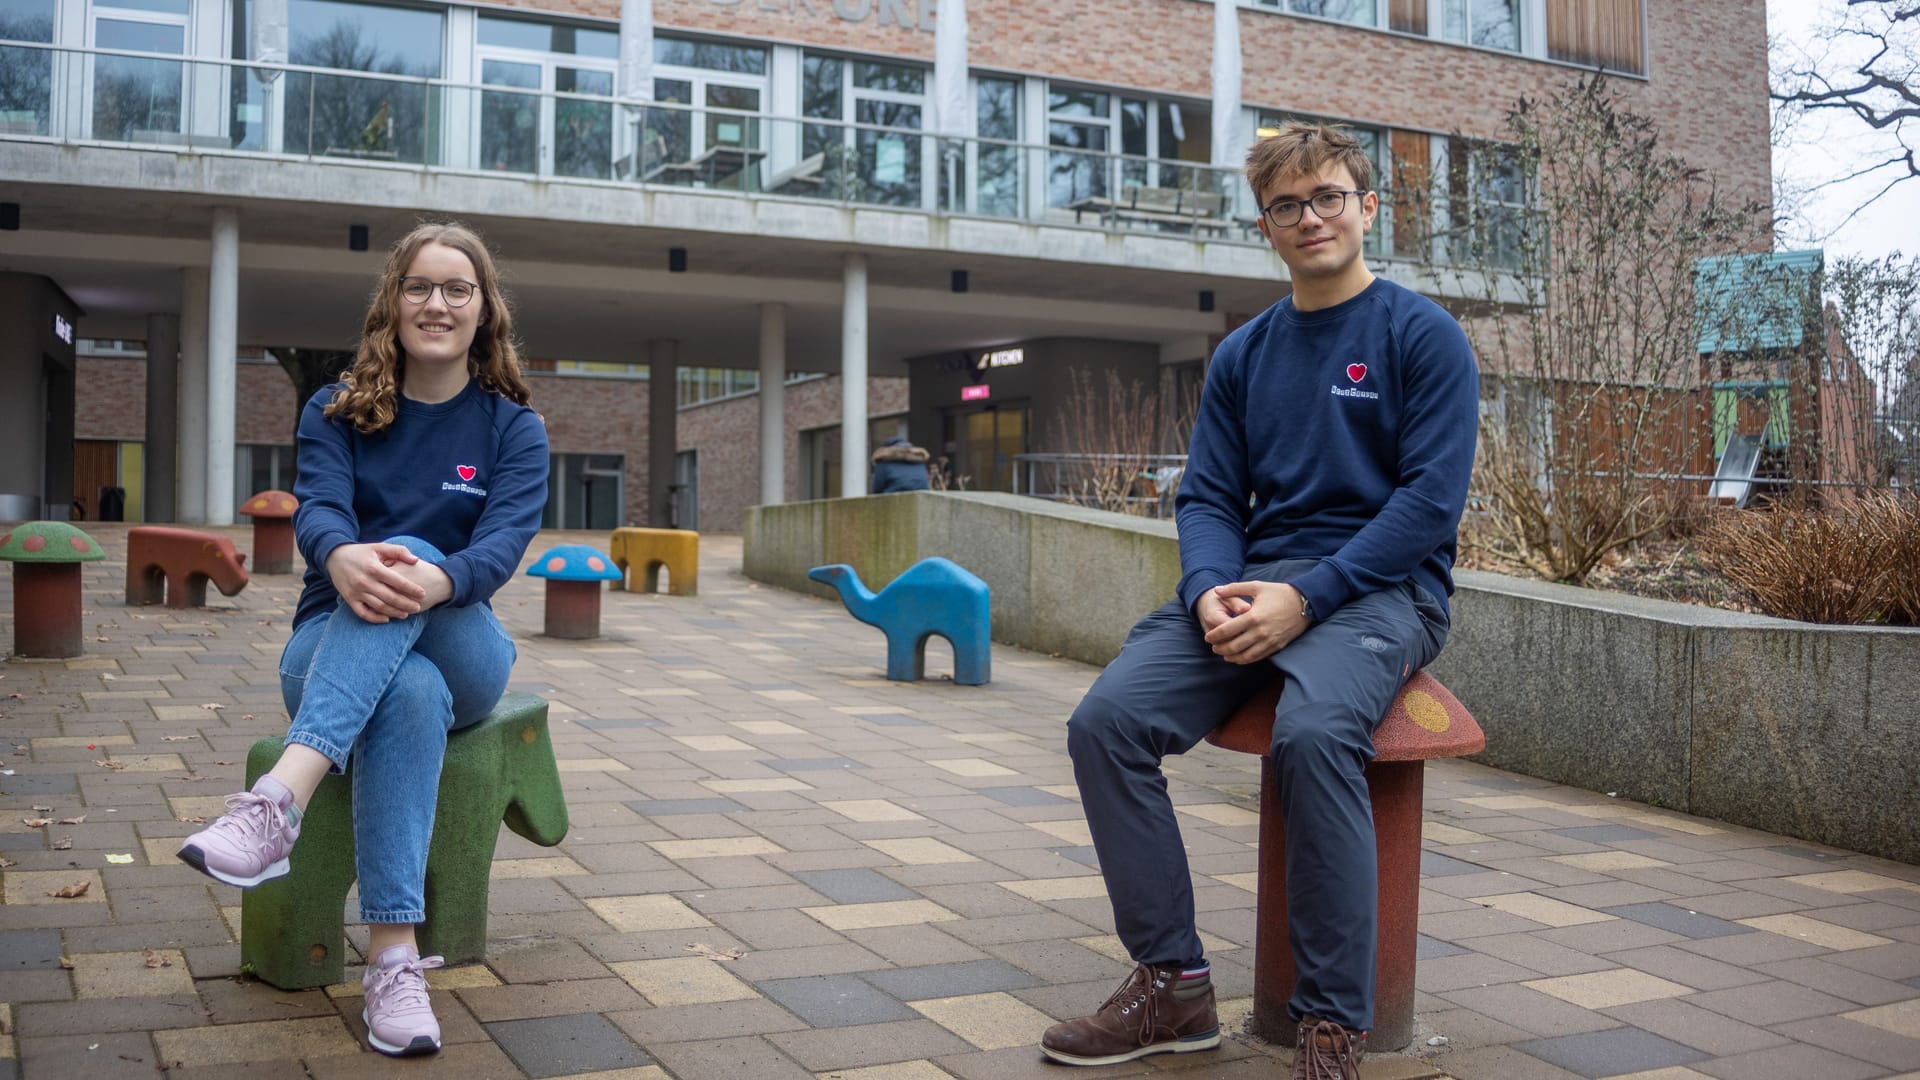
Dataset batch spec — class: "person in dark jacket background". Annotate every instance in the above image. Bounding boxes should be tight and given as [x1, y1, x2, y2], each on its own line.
[870, 436, 932, 493]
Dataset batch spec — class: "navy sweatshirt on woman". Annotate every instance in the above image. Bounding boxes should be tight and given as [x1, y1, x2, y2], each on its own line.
[1174, 278, 1479, 621]
[290, 380, 550, 631]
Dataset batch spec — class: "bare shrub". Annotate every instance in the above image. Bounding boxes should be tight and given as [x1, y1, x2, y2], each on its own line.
[1697, 492, 1920, 625]
[1051, 367, 1193, 517]
[1405, 76, 1771, 584]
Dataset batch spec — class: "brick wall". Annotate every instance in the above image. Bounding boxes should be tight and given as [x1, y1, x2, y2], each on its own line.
[77, 357, 911, 533]
[676, 374, 910, 531]
[76, 356, 300, 445]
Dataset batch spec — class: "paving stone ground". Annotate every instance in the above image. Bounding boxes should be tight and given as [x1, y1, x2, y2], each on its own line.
[2, 524, 1919, 1080]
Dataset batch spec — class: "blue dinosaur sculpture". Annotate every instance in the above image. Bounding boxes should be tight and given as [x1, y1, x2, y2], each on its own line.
[809, 557, 991, 685]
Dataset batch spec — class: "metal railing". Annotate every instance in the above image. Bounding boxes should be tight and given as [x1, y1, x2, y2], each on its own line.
[0, 41, 1265, 241]
[1013, 452, 1189, 519]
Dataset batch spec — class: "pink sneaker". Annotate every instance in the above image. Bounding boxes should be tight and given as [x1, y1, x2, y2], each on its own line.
[176, 777, 302, 887]
[363, 945, 445, 1056]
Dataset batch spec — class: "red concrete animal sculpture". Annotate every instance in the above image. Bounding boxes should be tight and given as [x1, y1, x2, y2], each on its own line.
[126, 526, 251, 608]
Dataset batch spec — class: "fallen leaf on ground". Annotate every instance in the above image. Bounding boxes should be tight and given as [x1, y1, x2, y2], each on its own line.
[169, 776, 212, 782]
[31, 804, 52, 812]
[47, 881, 89, 898]
[93, 759, 126, 771]
[143, 948, 171, 968]
[58, 956, 73, 969]
[241, 714, 256, 721]
[213, 761, 235, 767]
[199, 703, 225, 711]
[176, 816, 205, 824]
[104, 853, 134, 864]
[161, 736, 195, 742]
[0, 858, 16, 867]
[93, 637, 110, 643]
[21, 817, 50, 828]
[57, 815, 86, 825]
[685, 942, 744, 961]
[51, 837, 72, 850]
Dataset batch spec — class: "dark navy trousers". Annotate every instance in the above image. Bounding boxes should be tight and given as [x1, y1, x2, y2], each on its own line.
[1066, 558, 1448, 1032]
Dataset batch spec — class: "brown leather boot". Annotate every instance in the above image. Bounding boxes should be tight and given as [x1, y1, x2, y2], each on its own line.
[1039, 962, 1220, 1066]
[1292, 1015, 1364, 1080]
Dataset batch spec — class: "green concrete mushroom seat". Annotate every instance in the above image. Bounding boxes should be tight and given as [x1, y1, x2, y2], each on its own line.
[238, 490, 300, 574]
[526, 544, 623, 639]
[0, 521, 106, 658]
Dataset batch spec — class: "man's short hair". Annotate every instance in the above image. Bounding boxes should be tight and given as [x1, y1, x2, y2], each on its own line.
[1245, 122, 1376, 203]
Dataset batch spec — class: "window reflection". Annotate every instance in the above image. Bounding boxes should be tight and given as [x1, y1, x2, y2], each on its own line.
[93, 19, 185, 142]
[0, 0, 56, 135]
[285, 0, 443, 163]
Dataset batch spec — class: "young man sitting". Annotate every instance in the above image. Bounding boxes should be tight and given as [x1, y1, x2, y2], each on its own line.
[1038, 122, 1479, 1080]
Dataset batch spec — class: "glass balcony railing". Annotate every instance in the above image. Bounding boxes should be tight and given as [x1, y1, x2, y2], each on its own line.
[0, 42, 1271, 244]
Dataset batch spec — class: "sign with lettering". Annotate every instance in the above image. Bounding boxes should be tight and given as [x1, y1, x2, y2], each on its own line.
[976, 347, 1023, 370]
[52, 314, 72, 345]
[698, 0, 937, 32]
[961, 384, 990, 402]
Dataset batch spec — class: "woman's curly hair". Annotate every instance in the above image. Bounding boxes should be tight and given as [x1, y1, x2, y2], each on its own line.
[325, 222, 532, 434]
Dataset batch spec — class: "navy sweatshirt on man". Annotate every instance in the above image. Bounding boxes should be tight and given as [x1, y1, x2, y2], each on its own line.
[290, 380, 550, 631]
[1174, 277, 1479, 621]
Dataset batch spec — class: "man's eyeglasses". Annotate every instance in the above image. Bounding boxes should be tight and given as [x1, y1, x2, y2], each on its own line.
[399, 276, 479, 308]
[1260, 190, 1368, 229]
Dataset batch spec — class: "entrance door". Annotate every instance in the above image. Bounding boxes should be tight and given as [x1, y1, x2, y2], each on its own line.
[72, 439, 118, 521]
[945, 403, 1028, 493]
[672, 449, 698, 530]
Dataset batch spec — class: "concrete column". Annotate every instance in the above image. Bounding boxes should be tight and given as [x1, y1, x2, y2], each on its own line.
[206, 207, 240, 525]
[143, 313, 180, 522]
[758, 303, 786, 507]
[178, 267, 210, 523]
[648, 338, 677, 527]
[840, 253, 868, 500]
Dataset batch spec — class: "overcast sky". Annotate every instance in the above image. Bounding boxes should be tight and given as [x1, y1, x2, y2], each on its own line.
[1767, 0, 1919, 261]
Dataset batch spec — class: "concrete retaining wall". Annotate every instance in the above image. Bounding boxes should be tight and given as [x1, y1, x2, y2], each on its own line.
[744, 490, 1920, 865]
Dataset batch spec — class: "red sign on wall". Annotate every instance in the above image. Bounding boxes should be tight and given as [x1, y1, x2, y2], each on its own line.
[961, 384, 991, 402]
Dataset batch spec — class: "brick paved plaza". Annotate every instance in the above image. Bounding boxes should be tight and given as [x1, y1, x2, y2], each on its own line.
[2, 526, 1919, 1079]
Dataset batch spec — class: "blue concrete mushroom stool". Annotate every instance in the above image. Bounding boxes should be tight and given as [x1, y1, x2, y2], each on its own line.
[528, 544, 624, 639]
[808, 557, 991, 685]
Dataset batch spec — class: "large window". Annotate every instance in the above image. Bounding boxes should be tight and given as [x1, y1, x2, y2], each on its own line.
[90, 0, 189, 142]
[802, 54, 927, 205]
[477, 15, 616, 178]
[0, 0, 54, 135]
[285, 0, 442, 162]
[1048, 87, 1212, 212]
[642, 38, 768, 189]
[1442, 0, 1520, 51]
[1258, 0, 1378, 28]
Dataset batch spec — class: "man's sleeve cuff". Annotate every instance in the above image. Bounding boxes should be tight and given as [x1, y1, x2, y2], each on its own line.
[1290, 563, 1354, 621]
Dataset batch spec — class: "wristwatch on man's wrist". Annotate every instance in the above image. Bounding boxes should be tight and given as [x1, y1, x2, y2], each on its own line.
[1298, 591, 1315, 622]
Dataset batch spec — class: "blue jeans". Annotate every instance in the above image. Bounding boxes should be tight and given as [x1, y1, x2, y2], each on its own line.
[277, 536, 516, 924]
[1066, 558, 1448, 1032]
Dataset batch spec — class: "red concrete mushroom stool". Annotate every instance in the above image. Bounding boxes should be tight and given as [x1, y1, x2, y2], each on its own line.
[527, 545, 623, 639]
[238, 490, 300, 574]
[126, 526, 250, 608]
[1204, 670, 1483, 1052]
[0, 522, 106, 658]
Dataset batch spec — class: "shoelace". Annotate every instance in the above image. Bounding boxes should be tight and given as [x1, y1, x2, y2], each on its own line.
[367, 954, 445, 1015]
[1097, 964, 1167, 1045]
[211, 791, 286, 846]
[1298, 1018, 1358, 1079]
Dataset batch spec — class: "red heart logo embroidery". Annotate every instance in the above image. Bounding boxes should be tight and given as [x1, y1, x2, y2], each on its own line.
[456, 465, 476, 482]
[1346, 364, 1368, 383]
